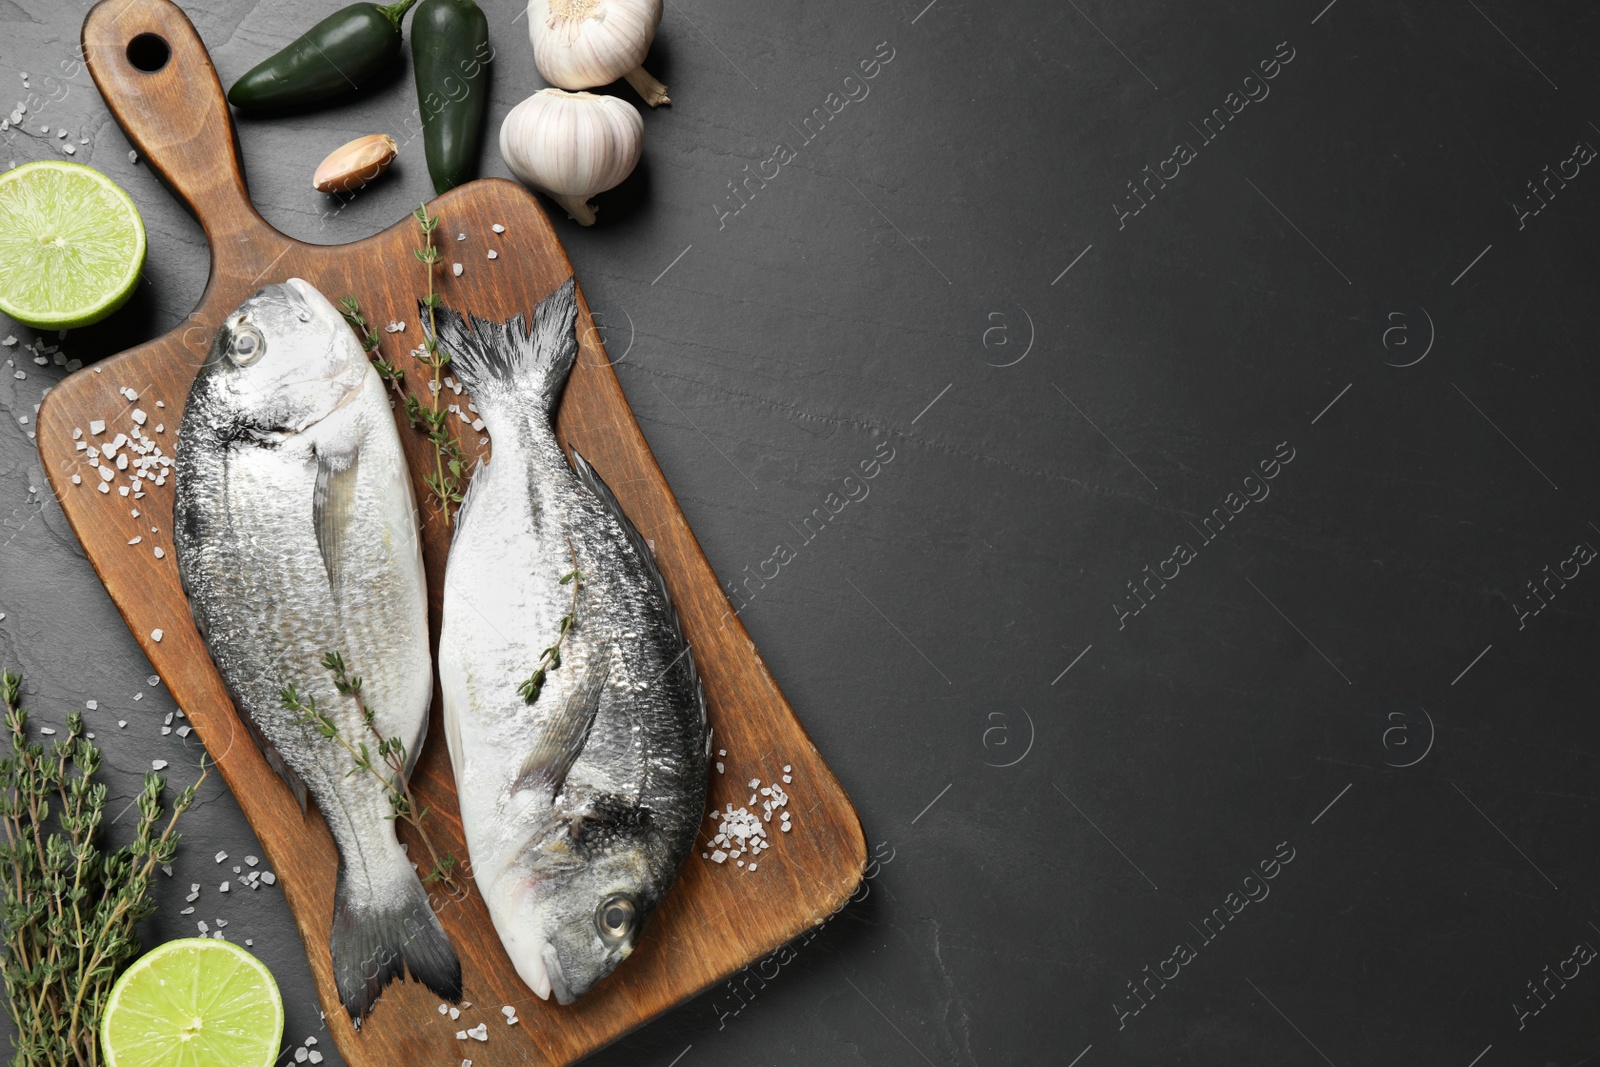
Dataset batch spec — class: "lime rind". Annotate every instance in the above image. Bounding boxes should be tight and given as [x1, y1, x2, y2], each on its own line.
[100, 937, 284, 1067]
[0, 160, 146, 330]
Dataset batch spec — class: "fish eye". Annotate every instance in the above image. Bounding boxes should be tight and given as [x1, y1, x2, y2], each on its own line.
[595, 894, 637, 945]
[227, 323, 266, 366]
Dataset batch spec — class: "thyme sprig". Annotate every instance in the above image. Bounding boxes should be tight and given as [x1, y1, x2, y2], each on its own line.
[408, 203, 467, 523]
[336, 296, 406, 401]
[0, 669, 208, 1067]
[336, 203, 469, 524]
[279, 653, 460, 892]
[518, 541, 585, 704]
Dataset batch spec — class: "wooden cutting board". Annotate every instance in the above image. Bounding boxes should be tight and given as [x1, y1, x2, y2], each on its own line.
[37, 1, 865, 1062]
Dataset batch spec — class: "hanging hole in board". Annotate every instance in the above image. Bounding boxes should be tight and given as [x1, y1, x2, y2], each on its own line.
[126, 34, 171, 74]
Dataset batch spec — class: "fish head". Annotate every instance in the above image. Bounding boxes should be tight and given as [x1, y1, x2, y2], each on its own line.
[498, 812, 676, 1004]
[194, 278, 367, 438]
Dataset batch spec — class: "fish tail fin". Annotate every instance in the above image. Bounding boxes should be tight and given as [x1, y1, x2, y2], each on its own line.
[427, 276, 578, 414]
[330, 859, 463, 1023]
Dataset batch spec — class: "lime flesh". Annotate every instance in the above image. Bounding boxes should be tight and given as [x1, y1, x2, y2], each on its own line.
[0, 160, 145, 329]
[100, 937, 284, 1067]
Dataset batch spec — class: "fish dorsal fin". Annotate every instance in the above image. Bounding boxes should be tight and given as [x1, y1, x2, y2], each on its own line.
[570, 449, 707, 740]
[313, 448, 359, 593]
[514, 647, 611, 802]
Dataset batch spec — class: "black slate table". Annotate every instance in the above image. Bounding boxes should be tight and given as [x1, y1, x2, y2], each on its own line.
[2, 1, 1599, 1064]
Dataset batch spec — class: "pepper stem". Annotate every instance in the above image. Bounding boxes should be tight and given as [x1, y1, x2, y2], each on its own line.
[552, 193, 598, 227]
[378, 0, 421, 31]
[623, 66, 671, 108]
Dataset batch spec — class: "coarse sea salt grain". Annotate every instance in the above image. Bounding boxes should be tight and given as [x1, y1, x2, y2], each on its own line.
[452, 263, 463, 277]
[150, 628, 162, 642]
[151, 760, 167, 771]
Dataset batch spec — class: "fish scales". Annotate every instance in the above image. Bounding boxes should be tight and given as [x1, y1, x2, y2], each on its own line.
[436, 278, 708, 1005]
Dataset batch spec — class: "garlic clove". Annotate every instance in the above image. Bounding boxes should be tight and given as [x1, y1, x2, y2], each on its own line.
[529, 0, 670, 106]
[499, 89, 644, 227]
[312, 134, 398, 193]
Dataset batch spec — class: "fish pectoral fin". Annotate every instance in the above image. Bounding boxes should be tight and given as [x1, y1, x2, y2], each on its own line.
[514, 648, 610, 802]
[313, 447, 360, 592]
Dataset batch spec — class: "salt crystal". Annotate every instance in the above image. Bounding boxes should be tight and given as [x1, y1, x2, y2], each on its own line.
[308, 1051, 323, 1063]
[783, 764, 791, 772]
[261, 872, 276, 885]
[456, 232, 466, 241]
[131, 408, 146, 424]
[455, 1031, 467, 1041]
[70, 474, 80, 484]
[148, 675, 159, 686]
[150, 628, 162, 641]
[719, 749, 727, 757]
[452, 263, 463, 277]
[468, 1023, 488, 1041]
[715, 761, 723, 773]
[501, 1005, 515, 1017]
[449, 1007, 460, 1020]
[438, 1004, 449, 1015]
[294, 1049, 308, 1064]
[710, 850, 727, 863]
[129, 150, 138, 164]
[246, 855, 259, 866]
[62, 145, 74, 155]
[153, 547, 164, 559]
[220, 882, 230, 892]
[151, 759, 167, 770]
[117, 720, 126, 728]
[215, 851, 228, 863]
[782, 775, 792, 783]
[487, 250, 498, 260]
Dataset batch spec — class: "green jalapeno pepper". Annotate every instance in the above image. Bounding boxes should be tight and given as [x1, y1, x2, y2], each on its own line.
[228, 0, 418, 111]
[410, 0, 491, 193]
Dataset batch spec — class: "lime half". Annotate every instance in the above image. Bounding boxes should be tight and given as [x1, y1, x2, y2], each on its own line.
[101, 937, 284, 1067]
[0, 160, 145, 329]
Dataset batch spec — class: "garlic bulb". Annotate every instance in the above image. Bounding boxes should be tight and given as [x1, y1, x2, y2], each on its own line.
[528, 0, 670, 107]
[500, 89, 643, 226]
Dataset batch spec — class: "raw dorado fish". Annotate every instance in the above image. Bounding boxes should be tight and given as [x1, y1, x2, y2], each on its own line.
[173, 278, 461, 1022]
[435, 278, 709, 1004]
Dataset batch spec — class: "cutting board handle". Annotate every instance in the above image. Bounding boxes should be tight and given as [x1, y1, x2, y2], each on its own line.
[82, 0, 269, 258]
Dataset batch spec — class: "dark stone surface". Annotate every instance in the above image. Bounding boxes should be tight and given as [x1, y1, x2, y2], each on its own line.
[3, 0, 1600, 1063]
